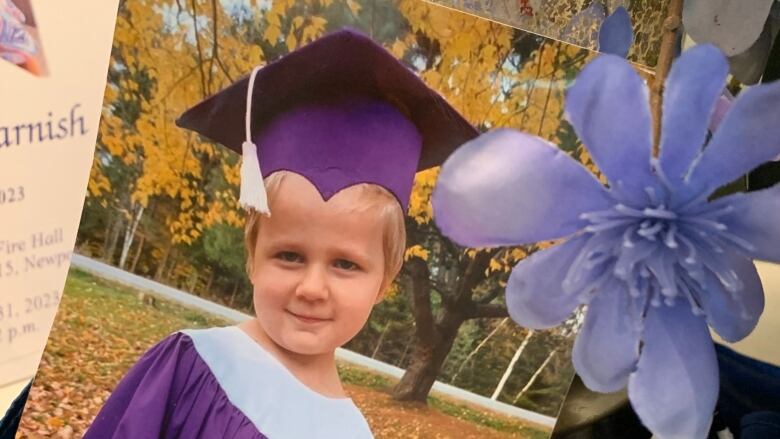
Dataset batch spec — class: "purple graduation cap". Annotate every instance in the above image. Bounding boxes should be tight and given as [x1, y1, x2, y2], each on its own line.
[176, 28, 478, 214]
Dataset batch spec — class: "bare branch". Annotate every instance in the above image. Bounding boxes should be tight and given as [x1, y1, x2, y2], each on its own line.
[159, 63, 201, 102]
[208, 0, 218, 88]
[650, 0, 684, 154]
[475, 285, 503, 304]
[189, 0, 208, 97]
[455, 250, 492, 303]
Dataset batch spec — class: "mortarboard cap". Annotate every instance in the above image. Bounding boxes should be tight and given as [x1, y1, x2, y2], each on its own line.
[176, 28, 478, 214]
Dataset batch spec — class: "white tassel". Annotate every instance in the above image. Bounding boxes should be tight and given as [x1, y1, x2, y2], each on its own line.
[239, 65, 270, 216]
[239, 140, 270, 215]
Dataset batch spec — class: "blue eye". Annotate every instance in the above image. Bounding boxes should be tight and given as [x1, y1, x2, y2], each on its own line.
[276, 251, 303, 263]
[334, 259, 359, 271]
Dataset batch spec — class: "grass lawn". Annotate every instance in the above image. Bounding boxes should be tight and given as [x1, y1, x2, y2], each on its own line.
[17, 269, 550, 439]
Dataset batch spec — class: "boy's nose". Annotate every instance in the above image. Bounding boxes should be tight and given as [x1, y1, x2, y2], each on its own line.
[294, 265, 329, 301]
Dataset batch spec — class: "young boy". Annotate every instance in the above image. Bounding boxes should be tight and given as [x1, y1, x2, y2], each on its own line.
[83, 28, 477, 438]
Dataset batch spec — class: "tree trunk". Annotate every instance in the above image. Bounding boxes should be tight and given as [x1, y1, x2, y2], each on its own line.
[491, 329, 534, 401]
[187, 268, 199, 292]
[229, 280, 239, 307]
[105, 215, 124, 265]
[398, 339, 413, 368]
[514, 349, 558, 404]
[101, 212, 116, 261]
[119, 205, 145, 270]
[129, 234, 145, 273]
[452, 317, 508, 383]
[371, 324, 390, 359]
[392, 309, 463, 403]
[204, 269, 214, 295]
[154, 242, 173, 281]
[165, 250, 178, 282]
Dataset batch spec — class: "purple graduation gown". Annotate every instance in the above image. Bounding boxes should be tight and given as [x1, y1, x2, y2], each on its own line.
[83, 326, 373, 439]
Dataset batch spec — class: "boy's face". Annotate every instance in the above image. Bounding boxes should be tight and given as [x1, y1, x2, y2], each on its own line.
[250, 173, 386, 356]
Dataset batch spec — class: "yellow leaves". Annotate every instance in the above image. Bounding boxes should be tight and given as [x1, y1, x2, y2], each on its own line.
[104, 0, 269, 242]
[346, 0, 361, 16]
[264, 22, 282, 44]
[46, 417, 65, 430]
[486, 247, 528, 275]
[170, 209, 202, 244]
[281, 15, 328, 50]
[395, 0, 518, 129]
[408, 167, 439, 225]
[265, 0, 298, 46]
[93, 0, 591, 253]
[537, 239, 560, 250]
[383, 282, 402, 299]
[578, 147, 606, 184]
[488, 258, 503, 273]
[87, 161, 111, 197]
[421, 70, 443, 89]
[310, 16, 328, 29]
[450, 33, 475, 58]
[286, 32, 298, 52]
[404, 245, 430, 261]
[390, 39, 407, 59]
[508, 248, 527, 261]
[222, 162, 241, 187]
[301, 17, 327, 44]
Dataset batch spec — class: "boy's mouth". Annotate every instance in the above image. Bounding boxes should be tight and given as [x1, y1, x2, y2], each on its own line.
[286, 310, 331, 324]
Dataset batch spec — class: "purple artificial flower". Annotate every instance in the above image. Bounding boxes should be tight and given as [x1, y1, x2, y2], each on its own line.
[598, 6, 633, 58]
[432, 44, 780, 439]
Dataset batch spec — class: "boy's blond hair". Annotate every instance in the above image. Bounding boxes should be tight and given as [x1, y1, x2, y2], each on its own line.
[245, 171, 406, 293]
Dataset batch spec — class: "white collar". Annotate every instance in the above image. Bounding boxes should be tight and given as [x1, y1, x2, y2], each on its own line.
[182, 326, 373, 439]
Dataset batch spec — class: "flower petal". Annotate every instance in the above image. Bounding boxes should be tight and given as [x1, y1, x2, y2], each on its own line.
[598, 6, 633, 58]
[628, 303, 719, 439]
[716, 183, 780, 262]
[432, 129, 612, 247]
[700, 253, 764, 343]
[685, 80, 780, 197]
[565, 54, 655, 200]
[659, 45, 729, 184]
[505, 235, 589, 329]
[683, 0, 775, 56]
[573, 278, 640, 392]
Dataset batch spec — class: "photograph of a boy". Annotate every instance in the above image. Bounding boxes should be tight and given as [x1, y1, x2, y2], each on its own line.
[82, 29, 478, 438]
[17, 1, 591, 437]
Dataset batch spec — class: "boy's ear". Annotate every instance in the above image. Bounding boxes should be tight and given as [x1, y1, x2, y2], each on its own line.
[374, 284, 388, 304]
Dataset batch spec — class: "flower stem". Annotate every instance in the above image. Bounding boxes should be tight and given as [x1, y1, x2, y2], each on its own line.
[650, 0, 684, 156]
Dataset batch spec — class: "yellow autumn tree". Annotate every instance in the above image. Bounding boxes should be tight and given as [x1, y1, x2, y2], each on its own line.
[92, 0, 266, 277]
[386, 0, 592, 402]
